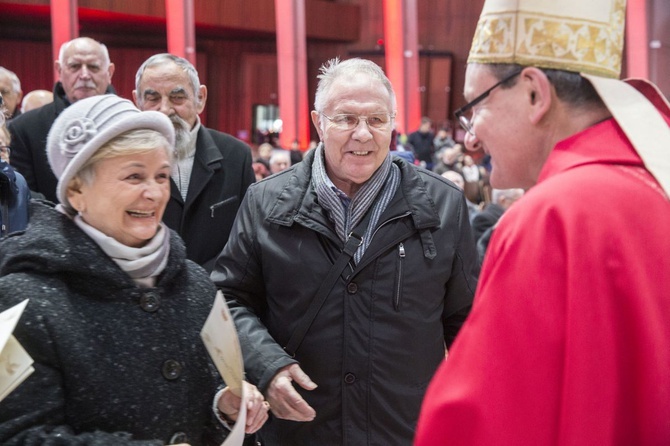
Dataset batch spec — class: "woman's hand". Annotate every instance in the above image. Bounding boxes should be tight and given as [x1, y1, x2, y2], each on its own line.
[217, 381, 270, 434]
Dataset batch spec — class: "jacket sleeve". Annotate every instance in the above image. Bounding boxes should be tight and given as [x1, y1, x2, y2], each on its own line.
[0, 282, 162, 446]
[210, 187, 297, 392]
[442, 192, 479, 349]
[6, 119, 38, 193]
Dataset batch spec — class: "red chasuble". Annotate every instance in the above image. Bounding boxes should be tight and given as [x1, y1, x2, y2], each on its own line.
[415, 113, 670, 445]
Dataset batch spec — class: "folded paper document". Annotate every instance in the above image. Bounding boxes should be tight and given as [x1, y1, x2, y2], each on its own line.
[0, 299, 34, 402]
[201, 291, 247, 446]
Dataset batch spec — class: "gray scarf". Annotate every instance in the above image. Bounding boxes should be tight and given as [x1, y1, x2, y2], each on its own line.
[71, 211, 170, 287]
[312, 143, 400, 263]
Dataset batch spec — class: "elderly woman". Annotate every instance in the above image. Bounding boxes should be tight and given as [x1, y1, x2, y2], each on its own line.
[0, 95, 268, 445]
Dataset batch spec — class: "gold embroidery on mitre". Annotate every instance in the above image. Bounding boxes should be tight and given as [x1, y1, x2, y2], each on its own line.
[468, 0, 625, 78]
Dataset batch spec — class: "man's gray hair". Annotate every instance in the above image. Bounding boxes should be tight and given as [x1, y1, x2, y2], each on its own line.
[314, 57, 396, 113]
[134, 54, 202, 107]
[0, 67, 21, 93]
[58, 37, 111, 67]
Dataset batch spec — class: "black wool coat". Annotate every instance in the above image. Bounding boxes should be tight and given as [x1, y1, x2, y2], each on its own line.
[0, 202, 226, 446]
[162, 126, 255, 273]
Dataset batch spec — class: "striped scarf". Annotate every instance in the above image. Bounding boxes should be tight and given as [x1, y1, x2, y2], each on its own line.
[312, 143, 400, 263]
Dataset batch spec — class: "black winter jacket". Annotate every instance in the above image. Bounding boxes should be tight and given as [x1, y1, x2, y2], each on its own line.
[0, 202, 226, 445]
[211, 150, 478, 445]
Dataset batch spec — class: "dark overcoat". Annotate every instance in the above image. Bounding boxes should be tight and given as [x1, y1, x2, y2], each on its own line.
[162, 126, 255, 273]
[0, 202, 226, 446]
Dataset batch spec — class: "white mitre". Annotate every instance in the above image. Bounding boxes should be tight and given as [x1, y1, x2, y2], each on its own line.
[468, 0, 670, 196]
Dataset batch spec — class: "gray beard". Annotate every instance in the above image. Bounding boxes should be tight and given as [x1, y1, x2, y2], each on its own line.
[171, 115, 194, 160]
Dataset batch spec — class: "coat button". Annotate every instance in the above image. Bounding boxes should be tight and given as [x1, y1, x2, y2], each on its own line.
[169, 432, 189, 444]
[344, 372, 356, 384]
[162, 359, 182, 380]
[140, 291, 160, 313]
[346, 282, 358, 294]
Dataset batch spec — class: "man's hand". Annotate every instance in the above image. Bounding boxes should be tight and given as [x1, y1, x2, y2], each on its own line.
[266, 364, 317, 421]
[217, 381, 270, 434]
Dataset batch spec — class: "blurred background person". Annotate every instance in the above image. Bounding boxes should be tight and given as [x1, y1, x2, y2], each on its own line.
[471, 188, 524, 242]
[20, 89, 53, 114]
[0, 117, 30, 235]
[0, 67, 23, 120]
[0, 95, 268, 444]
[433, 143, 464, 176]
[254, 141, 274, 171]
[433, 126, 456, 151]
[268, 149, 291, 174]
[252, 161, 270, 181]
[442, 169, 481, 223]
[471, 188, 524, 265]
[407, 116, 435, 169]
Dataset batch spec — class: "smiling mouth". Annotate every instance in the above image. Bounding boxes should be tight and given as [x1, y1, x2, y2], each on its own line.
[127, 210, 156, 218]
[350, 151, 370, 156]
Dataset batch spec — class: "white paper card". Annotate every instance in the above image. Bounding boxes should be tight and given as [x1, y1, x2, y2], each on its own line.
[0, 299, 34, 402]
[201, 291, 248, 446]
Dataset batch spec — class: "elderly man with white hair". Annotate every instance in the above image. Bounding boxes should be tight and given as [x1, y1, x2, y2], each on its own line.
[8, 37, 116, 203]
[212, 57, 478, 445]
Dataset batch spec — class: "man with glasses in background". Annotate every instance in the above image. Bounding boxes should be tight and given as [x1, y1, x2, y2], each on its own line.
[416, 0, 670, 444]
[211, 57, 478, 445]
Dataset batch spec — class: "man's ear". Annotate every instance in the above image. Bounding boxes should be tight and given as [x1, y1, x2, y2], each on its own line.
[196, 85, 208, 114]
[66, 178, 85, 213]
[521, 67, 552, 125]
[310, 110, 324, 140]
[132, 89, 139, 107]
[107, 62, 116, 81]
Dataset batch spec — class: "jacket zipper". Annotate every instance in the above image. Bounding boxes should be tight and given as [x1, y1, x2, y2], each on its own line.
[393, 243, 405, 311]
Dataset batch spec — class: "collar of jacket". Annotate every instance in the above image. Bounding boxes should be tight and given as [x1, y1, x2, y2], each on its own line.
[194, 127, 224, 167]
[267, 149, 441, 258]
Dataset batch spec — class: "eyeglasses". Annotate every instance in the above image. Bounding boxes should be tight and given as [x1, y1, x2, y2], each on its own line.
[454, 71, 521, 136]
[320, 112, 395, 131]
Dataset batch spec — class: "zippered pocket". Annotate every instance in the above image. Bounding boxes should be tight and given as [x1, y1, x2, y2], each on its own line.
[209, 196, 238, 218]
[393, 242, 405, 311]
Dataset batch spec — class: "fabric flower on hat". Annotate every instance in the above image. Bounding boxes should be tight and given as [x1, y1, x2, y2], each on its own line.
[60, 118, 97, 158]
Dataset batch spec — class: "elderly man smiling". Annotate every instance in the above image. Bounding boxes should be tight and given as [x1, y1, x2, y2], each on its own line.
[211, 57, 478, 445]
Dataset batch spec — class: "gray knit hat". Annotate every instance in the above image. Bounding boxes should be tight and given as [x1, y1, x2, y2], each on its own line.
[47, 94, 175, 210]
